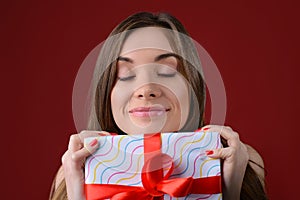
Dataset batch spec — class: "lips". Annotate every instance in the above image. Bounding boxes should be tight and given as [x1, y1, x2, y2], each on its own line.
[129, 106, 170, 117]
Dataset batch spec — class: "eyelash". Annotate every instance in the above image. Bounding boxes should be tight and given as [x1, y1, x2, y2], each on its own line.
[157, 73, 176, 77]
[118, 72, 177, 81]
[118, 75, 136, 81]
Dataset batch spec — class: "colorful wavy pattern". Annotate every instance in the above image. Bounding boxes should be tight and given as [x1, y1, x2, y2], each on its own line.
[85, 132, 222, 199]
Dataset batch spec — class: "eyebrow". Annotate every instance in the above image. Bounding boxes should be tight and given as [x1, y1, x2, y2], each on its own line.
[154, 53, 180, 62]
[117, 53, 180, 64]
[117, 56, 133, 63]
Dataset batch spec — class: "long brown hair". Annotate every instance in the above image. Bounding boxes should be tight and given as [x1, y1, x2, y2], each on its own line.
[50, 12, 267, 199]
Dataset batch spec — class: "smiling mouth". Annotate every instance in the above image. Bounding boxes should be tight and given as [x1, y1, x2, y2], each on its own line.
[129, 107, 171, 117]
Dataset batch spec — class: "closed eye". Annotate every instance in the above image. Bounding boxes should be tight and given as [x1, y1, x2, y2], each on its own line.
[118, 75, 136, 81]
[157, 72, 176, 77]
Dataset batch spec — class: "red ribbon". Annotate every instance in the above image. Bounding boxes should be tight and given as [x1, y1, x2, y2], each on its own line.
[85, 133, 222, 200]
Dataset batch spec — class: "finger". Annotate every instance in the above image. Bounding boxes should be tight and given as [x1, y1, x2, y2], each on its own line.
[61, 150, 69, 165]
[202, 125, 231, 134]
[203, 125, 240, 146]
[197, 125, 211, 131]
[68, 131, 110, 153]
[198, 125, 228, 131]
[78, 130, 111, 141]
[68, 134, 83, 153]
[205, 147, 234, 159]
[71, 138, 100, 162]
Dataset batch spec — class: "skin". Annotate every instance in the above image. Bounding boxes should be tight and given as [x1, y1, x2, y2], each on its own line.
[59, 28, 265, 199]
[111, 27, 190, 134]
[200, 125, 249, 199]
[61, 131, 108, 200]
[111, 49, 190, 134]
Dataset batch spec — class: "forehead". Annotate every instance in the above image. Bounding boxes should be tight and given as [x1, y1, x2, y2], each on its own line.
[120, 27, 173, 56]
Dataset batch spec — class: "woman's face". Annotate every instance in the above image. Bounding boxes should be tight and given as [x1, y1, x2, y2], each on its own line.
[110, 27, 189, 134]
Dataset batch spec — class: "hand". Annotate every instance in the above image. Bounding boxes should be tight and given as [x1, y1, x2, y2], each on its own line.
[201, 125, 249, 200]
[61, 130, 111, 200]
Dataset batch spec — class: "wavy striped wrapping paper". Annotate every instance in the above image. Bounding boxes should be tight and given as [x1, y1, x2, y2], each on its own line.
[84, 131, 222, 200]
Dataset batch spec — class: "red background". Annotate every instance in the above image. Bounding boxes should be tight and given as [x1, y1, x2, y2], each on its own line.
[1, 0, 299, 199]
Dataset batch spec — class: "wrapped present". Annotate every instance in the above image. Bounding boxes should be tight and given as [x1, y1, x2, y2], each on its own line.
[84, 132, 222, 200]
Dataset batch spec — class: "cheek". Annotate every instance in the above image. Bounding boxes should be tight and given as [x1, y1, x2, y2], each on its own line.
[163, 78, 190, 128]
[162, 76, 189, 107]
[110, 85, 131, 116]
[110, 85, 134, 133]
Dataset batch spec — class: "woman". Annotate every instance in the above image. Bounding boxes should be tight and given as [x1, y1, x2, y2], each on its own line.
[50, 12, 267, 199]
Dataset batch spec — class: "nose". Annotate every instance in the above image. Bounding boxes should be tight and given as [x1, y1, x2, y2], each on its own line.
[134, 84, 162, 100]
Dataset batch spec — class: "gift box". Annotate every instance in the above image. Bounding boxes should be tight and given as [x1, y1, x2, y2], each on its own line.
[84, 132, 222, 200]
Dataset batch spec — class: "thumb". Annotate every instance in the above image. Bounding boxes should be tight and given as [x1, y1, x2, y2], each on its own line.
[72, 138, 100, 162]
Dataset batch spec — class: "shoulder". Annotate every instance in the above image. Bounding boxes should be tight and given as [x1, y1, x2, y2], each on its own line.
[245, 144, 266, 186]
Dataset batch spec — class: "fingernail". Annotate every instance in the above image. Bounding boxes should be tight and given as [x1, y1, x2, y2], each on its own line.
[89, 139, 98, 147]
[203, 127, 210, 131]
[205, 150, 214, 155]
